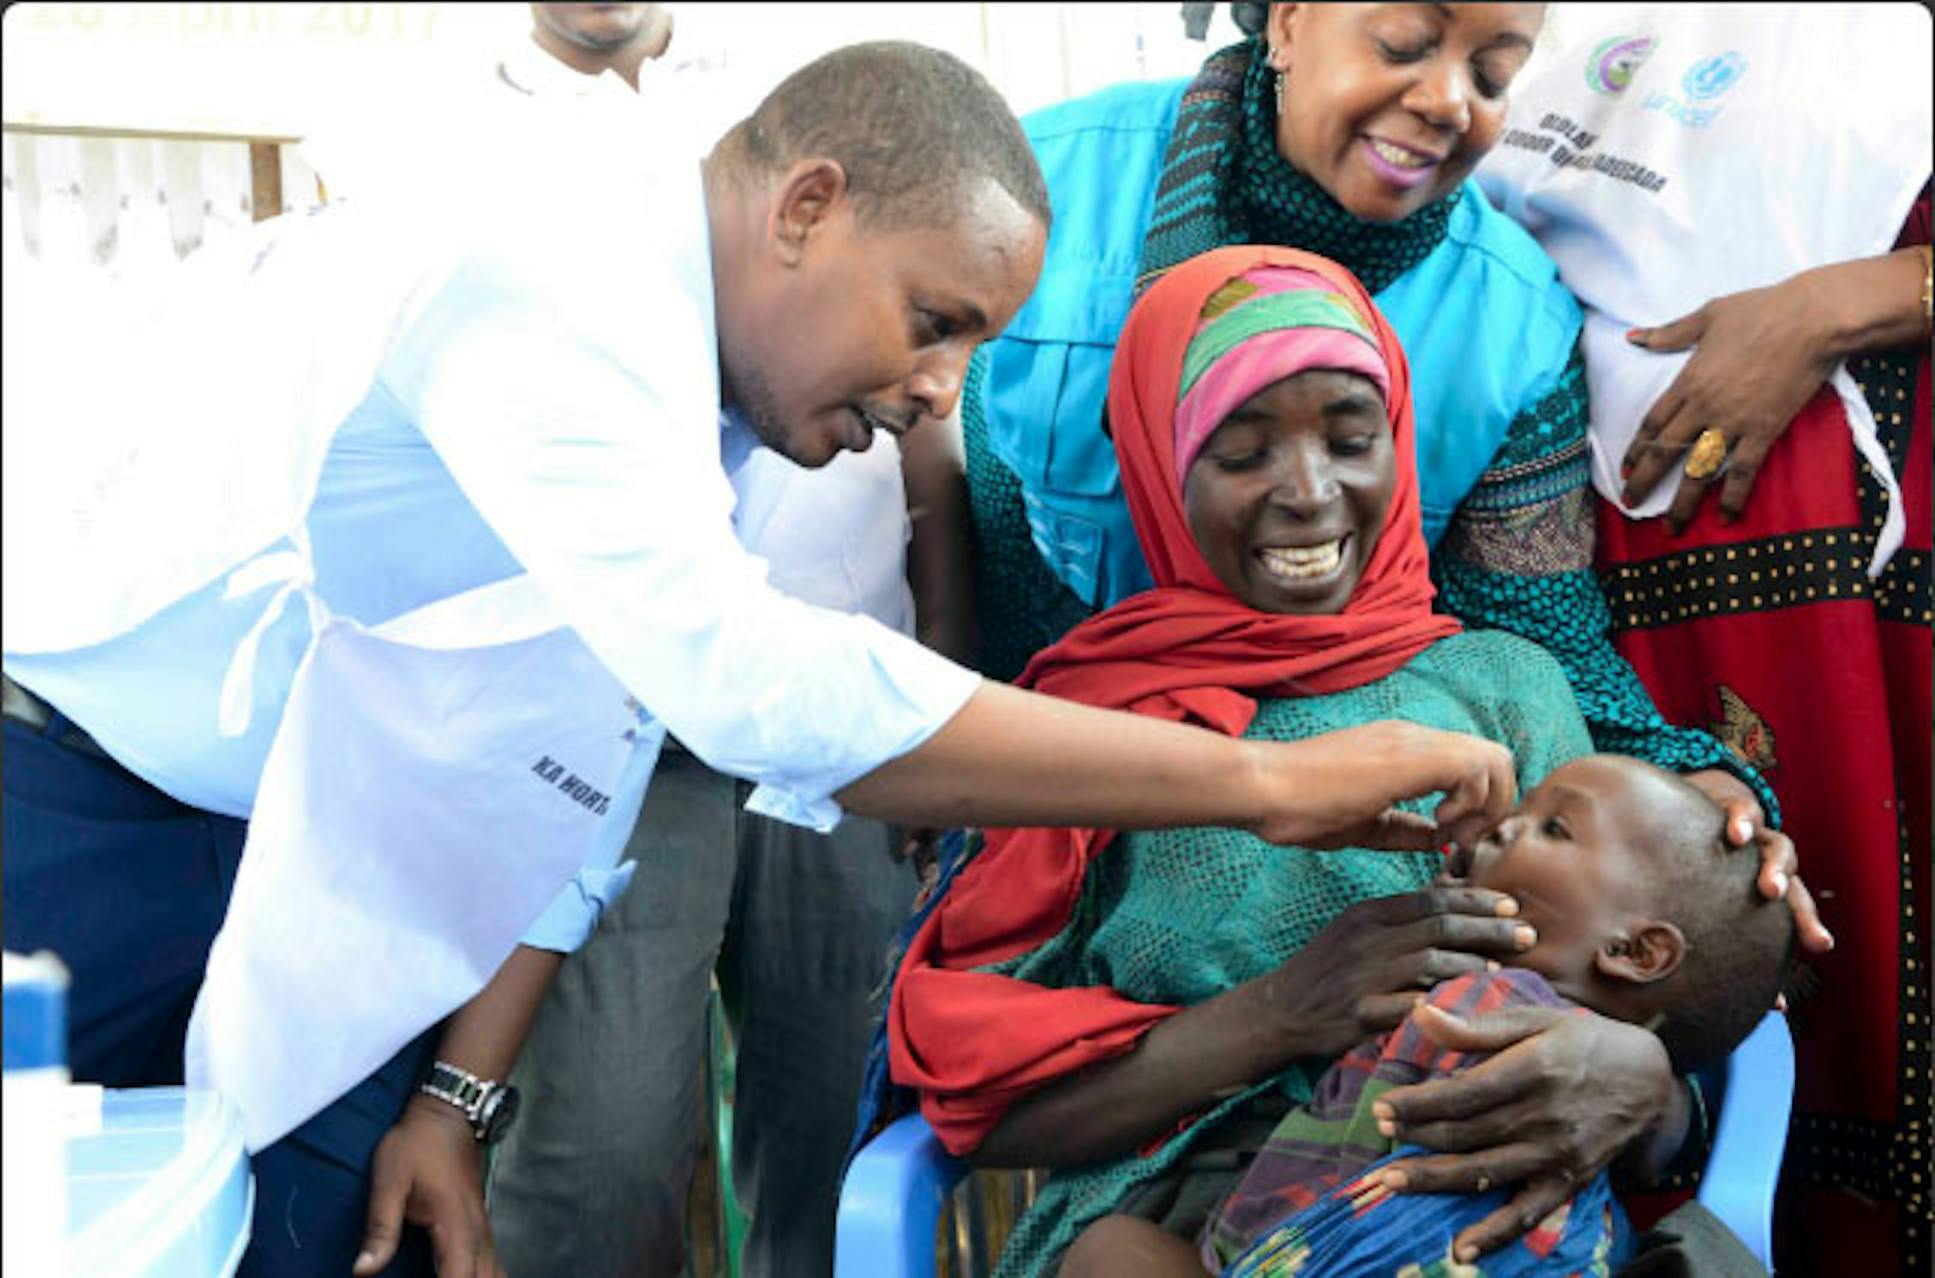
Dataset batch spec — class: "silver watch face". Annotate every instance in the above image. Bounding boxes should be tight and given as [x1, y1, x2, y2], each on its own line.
[477, 1084, 520, 1146]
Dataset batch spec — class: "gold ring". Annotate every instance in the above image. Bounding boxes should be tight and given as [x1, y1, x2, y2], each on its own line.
[1684, 428, 1728, 481]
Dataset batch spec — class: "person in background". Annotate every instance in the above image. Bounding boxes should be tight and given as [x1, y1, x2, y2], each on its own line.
[525, 1, 672, 90]
[2, 42, 1518, 1278]
[1476, 5, 1930, 1271]
[297, 4, 668, 203]
[955, 2, 1825, 980]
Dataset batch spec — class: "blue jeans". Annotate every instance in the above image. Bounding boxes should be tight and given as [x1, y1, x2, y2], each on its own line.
[241, 1028, 440, 1278]
[3, 705, 441, 1277]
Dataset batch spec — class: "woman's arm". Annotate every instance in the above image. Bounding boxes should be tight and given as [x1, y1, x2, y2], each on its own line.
[1611, 1072, 1695, 1187]
[972, 973, 1310, 1169]
[958, 349, 1099, 682]
[1435, 345, 1778, 816]
[1432, 345, 1830, 950]
[901, 404, 978, 666]
[969, 887, 1536, 1168]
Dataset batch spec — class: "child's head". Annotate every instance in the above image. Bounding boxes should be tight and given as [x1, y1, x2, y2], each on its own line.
[1461, 754, 1795, 1073]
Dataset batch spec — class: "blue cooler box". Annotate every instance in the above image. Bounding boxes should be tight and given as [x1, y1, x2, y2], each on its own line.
[66, 1087, 253, 1278]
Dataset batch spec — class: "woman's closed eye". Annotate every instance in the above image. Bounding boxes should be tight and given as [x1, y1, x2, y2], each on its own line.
[1211, 449, 1269, 472]
[1374, 36, 1433, 66]
[1378, 43, 1510, 100]
[1473, 52, 1526, 100]
[1330, 433, 1377, 457]
[913, 308, 959, 346]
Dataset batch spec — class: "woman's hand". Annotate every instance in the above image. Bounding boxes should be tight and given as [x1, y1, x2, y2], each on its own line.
[974, 886, 1526, 1170]
[1256, 887, 1536, 1062]
[1684, 768, 1833, 956]
[355, 1098, 503, 1278]
[1365, 1004, 1676, 1264]
[1619, 273, 1839, 530]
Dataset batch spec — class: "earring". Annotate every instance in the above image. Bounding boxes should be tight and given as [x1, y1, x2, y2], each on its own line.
[1275, 67, 1286, 116]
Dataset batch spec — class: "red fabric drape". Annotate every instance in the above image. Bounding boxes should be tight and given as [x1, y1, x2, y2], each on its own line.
[1598, 195, 1931, 1272]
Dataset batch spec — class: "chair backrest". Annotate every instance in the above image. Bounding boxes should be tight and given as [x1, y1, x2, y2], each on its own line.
[1695, 1009, 1796, 1270]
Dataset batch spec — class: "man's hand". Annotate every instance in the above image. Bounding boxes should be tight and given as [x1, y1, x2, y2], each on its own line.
[354, 1097, 503, 1278]
[1255, 721, 1517, 853]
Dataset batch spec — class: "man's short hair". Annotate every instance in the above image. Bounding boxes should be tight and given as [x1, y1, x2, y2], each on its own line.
[1644, 769, 1795, 1074]
[720, 41, 1050, 233]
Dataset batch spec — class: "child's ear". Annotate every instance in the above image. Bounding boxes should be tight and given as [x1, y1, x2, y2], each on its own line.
[1594, 920, 1687, 985]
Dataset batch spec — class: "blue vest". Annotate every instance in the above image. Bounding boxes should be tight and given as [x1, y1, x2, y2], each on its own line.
[980, 79, 1583, 607]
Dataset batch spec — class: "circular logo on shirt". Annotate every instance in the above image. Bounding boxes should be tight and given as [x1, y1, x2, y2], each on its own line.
[1585, 35, 1657, 96]
[1681, 51, 1748, 100]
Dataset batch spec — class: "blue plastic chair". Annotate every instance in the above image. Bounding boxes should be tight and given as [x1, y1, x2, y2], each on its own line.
[1696, 1010, 1795, 1269]
[834, 1010, 1794, 1277]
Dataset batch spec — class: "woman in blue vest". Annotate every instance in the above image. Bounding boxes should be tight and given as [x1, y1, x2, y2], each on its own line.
[962, 3, 1814, 886]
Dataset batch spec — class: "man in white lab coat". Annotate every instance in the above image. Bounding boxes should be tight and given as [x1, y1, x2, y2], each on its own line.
[1, 39, 1515, 1278]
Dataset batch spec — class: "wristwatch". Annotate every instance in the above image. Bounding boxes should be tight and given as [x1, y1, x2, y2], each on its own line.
[417, 1060, 521, 1146]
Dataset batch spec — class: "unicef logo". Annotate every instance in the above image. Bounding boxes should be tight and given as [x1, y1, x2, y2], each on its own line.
[1682, 51, 1747, 100]
[1585, 35, 1656, 96]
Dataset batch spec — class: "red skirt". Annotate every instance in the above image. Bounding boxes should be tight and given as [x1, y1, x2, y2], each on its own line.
[1597, 344, 1931, 1275]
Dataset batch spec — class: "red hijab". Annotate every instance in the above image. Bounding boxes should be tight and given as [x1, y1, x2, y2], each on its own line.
[889, 246, 1459, 1154]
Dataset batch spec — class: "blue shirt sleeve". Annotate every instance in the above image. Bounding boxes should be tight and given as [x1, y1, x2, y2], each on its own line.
[517, 860, 638, 953]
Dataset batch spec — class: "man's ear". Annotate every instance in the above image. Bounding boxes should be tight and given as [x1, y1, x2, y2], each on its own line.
[1594, 920, 1687, 985]
[768, 158, 849, 267]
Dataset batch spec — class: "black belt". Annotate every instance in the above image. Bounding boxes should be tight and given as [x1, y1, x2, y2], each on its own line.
[2, 674, 112, 760]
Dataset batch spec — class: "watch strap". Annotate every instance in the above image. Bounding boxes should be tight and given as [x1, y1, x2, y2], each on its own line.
[418, 1060, 499, 1135]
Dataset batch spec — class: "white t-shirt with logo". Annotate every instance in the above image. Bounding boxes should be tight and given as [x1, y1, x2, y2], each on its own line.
[1478, 2, 1930, 573]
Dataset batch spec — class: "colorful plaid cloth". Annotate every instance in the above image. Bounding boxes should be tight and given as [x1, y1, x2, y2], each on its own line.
[1204, 969, 1633, 1276]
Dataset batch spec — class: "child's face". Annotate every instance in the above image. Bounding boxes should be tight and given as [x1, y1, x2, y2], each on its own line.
[1459, 755, 1665, 988]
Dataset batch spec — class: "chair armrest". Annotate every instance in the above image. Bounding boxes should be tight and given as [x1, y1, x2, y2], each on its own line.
[836, 1112, 970, 1278]
[1696, 1011, 1794, 1270]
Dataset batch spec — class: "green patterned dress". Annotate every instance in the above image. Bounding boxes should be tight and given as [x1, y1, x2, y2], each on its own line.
[971, 630, 1594, 1277]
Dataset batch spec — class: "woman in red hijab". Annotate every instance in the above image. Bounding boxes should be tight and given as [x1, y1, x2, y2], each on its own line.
[885, 246, 1698, 1277]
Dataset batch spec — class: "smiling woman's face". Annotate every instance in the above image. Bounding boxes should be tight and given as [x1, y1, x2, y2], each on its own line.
[1182, 369, 1395, 615]
[1267, 2, 1546, 223]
